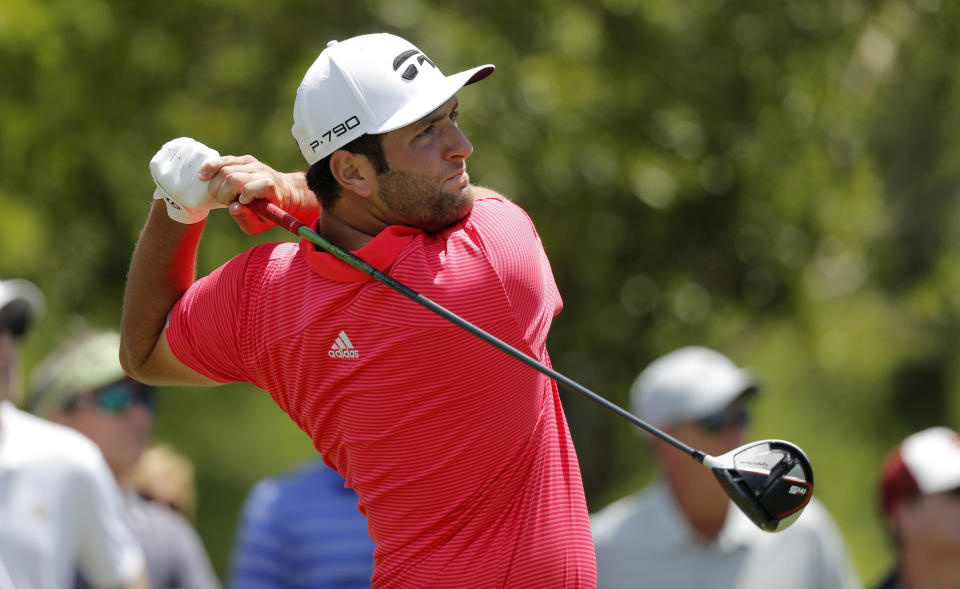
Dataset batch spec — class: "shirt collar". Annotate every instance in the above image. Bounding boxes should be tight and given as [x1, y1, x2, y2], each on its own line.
[299, 221, 423, 283]
[715, 497, 763, 549]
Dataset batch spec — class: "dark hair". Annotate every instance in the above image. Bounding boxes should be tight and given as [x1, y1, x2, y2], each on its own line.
[306, 133, 388, 210]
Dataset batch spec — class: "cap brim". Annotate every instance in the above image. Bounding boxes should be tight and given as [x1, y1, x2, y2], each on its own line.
[0, 279, 45, 317]
[373, 64, 495, 134]
[641, 373, 758, 430]
[694, 374, 758, 419]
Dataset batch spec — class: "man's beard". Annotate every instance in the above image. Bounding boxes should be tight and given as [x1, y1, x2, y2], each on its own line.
[377, 169, 474, 230]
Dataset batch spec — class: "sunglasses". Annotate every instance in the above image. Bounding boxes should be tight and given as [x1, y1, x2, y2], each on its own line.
[697, 405, 749, 433]
[0, 300, 34, 338]
[65, 380, 156, 415]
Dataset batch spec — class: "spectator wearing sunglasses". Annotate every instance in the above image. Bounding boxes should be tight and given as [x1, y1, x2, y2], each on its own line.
[0, 281, 147, 589]
[590, 346, 861, 589]
[29, 329, 220, 589]
[874, 426, 960, 589]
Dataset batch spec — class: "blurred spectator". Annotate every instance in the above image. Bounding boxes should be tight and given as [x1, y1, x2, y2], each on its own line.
[875, 426, 960, 589]
[127, 443, 199, 521]
[29, 328, 220, 589]
[0, 279, 147, 589]
[0, 278, 44, 401]
[591, 346, 861, 589]
[229, 458, 375, 589]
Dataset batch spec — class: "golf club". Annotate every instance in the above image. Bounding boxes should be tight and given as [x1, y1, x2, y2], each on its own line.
[250, 199, 814, 532]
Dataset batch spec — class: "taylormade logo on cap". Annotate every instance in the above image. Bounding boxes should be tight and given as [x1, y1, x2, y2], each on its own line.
[291, 33, 494, 165]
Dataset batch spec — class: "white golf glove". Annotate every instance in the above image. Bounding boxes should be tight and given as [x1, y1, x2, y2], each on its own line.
[149, 137, 223, 224]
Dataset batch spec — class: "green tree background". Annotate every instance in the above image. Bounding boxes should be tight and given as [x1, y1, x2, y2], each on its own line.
[2, 0, 959, 584]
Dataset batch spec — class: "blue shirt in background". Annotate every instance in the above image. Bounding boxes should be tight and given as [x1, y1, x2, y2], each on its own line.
[228, 459, 374, 589]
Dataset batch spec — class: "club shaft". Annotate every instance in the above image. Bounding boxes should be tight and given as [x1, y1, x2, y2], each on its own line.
[251, 200, 705, 462]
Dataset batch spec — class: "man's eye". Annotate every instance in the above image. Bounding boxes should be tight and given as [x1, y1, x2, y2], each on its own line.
[417, 125, 434, 138]
[450, 110, 460, 122]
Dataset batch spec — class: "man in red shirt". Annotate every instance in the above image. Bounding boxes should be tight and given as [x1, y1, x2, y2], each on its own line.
[121, 33, 596, 587]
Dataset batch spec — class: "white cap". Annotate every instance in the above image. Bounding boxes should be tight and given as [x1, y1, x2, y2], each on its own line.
[292, 33, 494, 165]
[630, 346, 756, 428]
[880, 426, 960, 518]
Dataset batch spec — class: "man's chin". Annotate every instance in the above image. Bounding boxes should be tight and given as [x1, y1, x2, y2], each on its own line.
[450, 185, 477, 219]
[421, 191, 474, 232]
[453, 197, 475, 224]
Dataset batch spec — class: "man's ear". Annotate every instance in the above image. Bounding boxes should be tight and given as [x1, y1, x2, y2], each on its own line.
[330, 150, 376, 197]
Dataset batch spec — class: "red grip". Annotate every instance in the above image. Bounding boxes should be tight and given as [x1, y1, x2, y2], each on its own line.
[250, 200, 305, 235]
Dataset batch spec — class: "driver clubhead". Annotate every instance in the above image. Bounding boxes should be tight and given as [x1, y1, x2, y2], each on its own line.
[701, 439, 813, 532]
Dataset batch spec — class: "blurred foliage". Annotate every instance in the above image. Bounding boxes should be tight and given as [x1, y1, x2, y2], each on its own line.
[3, 0, 959, 584]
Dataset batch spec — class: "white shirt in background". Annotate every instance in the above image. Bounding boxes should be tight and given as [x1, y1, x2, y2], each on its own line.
[0, 401, 144, 589]
[591, 479, 862, 589]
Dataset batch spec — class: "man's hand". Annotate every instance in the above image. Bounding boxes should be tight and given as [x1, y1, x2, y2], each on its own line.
[199, 155, 319, 235]
[149, 137, 223, 224]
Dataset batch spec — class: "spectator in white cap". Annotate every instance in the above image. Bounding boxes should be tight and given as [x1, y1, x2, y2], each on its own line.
[30, 328, 221, 589]
[0, 281, 148, 589]
[591, 345, 862, 589]
[874, 426, 960, 589]
[0, 278, 44, 402]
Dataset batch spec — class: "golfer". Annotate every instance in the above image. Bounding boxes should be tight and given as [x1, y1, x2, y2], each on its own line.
[121, 33, 596, 587]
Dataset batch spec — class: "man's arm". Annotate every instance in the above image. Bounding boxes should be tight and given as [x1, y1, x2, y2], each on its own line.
[120, 200, 219, 386]
[72, 436, 150, 589]
[121, 141, 318, 386]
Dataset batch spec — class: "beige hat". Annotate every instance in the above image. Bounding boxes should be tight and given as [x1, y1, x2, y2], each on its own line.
[29, 330, 128, 415]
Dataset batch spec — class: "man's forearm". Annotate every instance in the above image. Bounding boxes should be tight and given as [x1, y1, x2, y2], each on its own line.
[120, 200, 205, 377]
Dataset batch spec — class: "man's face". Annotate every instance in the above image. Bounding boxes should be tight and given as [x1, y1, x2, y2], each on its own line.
[52, 378, 154, 477]
[668, 401, 749, 460]
[374, 96, 476, 231]
[656, 401, 749, 498]
[896, 489, 960, 566]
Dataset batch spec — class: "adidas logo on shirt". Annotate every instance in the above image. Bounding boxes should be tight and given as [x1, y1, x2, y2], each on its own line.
[328, 330, 359, 359]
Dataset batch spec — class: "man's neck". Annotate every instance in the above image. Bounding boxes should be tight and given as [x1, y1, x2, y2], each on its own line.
[315, 215, 375, 252]
[314, 198, 383, 252]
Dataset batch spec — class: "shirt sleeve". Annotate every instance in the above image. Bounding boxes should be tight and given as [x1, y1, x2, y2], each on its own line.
[71, 446, 145, 587]
[166, 249, 255, 383]
[465, 197, 563, 356]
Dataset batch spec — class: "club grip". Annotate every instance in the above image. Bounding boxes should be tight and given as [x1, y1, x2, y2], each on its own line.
[250, 200, 305, 235]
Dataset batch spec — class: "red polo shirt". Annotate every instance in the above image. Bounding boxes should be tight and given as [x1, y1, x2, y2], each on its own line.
[167, 195, 596, 587]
